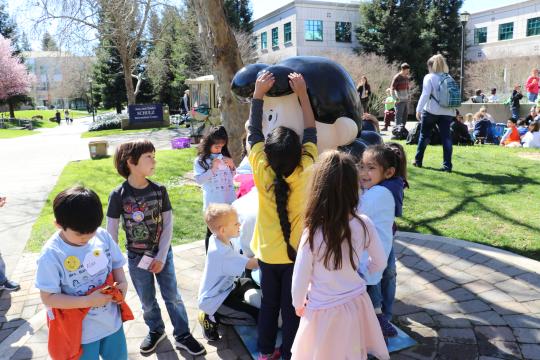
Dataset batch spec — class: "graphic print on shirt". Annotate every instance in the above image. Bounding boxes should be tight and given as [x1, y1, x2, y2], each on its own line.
[121, 190, 162, 253]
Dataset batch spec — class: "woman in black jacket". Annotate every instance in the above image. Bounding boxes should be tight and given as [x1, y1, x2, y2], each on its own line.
[357, 76, 371, 113]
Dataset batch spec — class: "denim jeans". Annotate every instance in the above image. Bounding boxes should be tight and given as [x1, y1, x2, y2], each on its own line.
[128, 248, 190, 338]
[511, 106, 520, 120]
[528, 92, 538, 103]
[367, 247, 397, 319]
[0, 254, 7, 284]
[415, 111, 453, 170]
[257, 261, 299, 360]
[395, 101, 409, 126]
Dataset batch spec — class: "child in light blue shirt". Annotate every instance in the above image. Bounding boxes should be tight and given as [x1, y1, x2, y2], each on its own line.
[198, 204, 260, 342]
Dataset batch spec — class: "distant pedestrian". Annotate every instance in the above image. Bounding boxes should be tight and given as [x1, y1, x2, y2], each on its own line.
[0, 196, 20, 292]
[488, 88, 498, 103]
[471, 89, 487, 103]
[383, 88, 396, 131]
[181, 90, 191, 115]
[525, 68, 539, 103]
[55, 110, 61, 124]
[390, 63, 410, 126]
[413, 54, 455, 173]
[357, 76, 372, 113]
[510, 84, 523, 120]
[64, 109, 71, 124]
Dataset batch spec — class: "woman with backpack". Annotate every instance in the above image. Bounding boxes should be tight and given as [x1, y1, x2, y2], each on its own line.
[413, 54, 457, 173]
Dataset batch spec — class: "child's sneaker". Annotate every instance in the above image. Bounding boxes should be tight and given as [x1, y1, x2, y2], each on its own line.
[377, 313, 398, 337]
[175, 333, 206, 355]
[257, 348, 281, 360]
[0, 280, 20, 292]
[198, 311, 220, 341]
[140, 331, 166, 353]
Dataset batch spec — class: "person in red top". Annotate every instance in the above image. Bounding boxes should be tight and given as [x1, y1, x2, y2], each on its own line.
[525, 68, 539, 103]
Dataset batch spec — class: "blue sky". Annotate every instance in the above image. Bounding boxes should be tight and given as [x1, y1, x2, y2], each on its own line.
[252, 0, 523, 20]
[5, 0, 525, 51]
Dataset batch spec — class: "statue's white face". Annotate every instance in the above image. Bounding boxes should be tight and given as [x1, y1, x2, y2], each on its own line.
[256, 94, 358, 152]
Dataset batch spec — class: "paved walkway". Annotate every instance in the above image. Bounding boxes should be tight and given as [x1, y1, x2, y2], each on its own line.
[0, 232, 539, 359]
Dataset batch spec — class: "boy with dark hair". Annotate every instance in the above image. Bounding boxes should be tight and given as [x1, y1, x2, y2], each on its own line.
[107, 139, 205, 355]
[511, 84, 523, 120]
[35, 186, 130, 360]
[391, 63, 410, 126]
[198, 204, 260, 342]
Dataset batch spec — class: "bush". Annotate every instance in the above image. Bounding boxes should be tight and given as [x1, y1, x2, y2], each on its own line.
[88, 117, 121, 131]
[32, 115, 43, 120]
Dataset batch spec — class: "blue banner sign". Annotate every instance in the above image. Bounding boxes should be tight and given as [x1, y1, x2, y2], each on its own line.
[128, 104, 163, 123]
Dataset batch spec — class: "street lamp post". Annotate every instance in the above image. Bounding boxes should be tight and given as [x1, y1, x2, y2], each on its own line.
[88, 79, 95, 122]
[460, 11, 470, 101]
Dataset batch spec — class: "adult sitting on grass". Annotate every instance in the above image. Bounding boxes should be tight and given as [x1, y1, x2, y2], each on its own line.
[525, 106, 538, 125]
[472, 108, 493, 143]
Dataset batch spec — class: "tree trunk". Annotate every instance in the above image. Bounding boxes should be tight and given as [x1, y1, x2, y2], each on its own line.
[8, 98, 15, 119]
[190, 0, 248, 164]
[122, 56, 136, 105]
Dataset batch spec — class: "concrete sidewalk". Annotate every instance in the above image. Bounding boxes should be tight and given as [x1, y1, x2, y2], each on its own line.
[1, 233, 539, 359]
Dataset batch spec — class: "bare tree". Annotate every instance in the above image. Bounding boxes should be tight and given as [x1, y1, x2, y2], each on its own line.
[189, 0, 248, 163]
[35, 0, 163, 105]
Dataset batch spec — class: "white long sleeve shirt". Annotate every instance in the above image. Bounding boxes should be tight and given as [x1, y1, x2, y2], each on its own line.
[416, 73, 456, 117]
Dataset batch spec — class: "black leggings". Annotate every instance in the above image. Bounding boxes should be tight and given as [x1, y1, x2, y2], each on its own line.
[214, 278, 259, 325]
[205, 227, 212, 254]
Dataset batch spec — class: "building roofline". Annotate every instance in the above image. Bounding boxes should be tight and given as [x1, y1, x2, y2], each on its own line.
[253, 0, 361, 24]
[470, 0, 539, 16]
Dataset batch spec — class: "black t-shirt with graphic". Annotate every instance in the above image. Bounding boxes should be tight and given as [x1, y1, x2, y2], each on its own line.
[107, 180, 172, 254]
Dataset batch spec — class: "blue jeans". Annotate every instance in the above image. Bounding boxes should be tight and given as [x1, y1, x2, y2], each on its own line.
[414, 111, 453, 170]
[80, 326, 127, 360]
[511, 106, 520, 120]
[367, 247, 397, 319]
[528, 92, 538, 103]
[128, 248, 190, 338]
[0, 254, 7, 284]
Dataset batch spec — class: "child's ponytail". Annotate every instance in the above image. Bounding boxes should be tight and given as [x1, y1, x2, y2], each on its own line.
[274, 175, 296, 261]
[264, 126, 302, 262]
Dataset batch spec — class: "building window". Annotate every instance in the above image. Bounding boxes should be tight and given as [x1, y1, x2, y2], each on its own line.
[527, 17, 540, 36]
[474, 27, 487, 44]
[260, 32, 267, 50]
[304, 20, 323, 41]
[284, 22, 292, 43]
[335, 22, 351, 42]
[498, 22, 513, 41]
[271, 27, 278, 48]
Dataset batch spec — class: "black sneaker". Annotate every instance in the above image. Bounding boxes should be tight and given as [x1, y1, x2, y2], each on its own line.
[140, 331, 166, 354]
[175, 333, 206, 355]
[0, 280, 20, 292]
[198, 311, 220, 341]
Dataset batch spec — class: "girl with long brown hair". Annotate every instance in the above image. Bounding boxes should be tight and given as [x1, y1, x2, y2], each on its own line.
[291, 150, 389, 360]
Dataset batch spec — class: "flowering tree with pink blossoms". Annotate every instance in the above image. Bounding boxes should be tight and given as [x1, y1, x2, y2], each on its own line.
[0, 35, 33, 118]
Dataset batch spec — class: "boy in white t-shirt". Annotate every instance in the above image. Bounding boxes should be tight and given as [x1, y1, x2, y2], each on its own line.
[35, 186, 129, 360]
[198, 204, 260, 341]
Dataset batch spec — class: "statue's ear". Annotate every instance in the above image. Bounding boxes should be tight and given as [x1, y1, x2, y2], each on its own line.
[259, 65, 295, 97]
[231, 63, 269, 102]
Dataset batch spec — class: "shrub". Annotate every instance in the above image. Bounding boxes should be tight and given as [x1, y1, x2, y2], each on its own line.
[32, 115, 43, 120]
[88, 117, 121, 131]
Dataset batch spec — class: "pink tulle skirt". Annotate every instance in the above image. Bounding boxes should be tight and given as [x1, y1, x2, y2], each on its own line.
[291, 293, 390, 360]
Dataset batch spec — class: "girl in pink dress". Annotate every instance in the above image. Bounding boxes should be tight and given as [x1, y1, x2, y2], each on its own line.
[291, 150, 390, 360]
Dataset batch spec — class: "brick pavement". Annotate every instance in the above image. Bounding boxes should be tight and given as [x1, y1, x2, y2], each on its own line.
[1, 233, 539, 359]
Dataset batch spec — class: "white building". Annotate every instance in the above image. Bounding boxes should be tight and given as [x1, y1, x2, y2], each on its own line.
[253, 0, 361, 63]
[465, 0, 540, 61]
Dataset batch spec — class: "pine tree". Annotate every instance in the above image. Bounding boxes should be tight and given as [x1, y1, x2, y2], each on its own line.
[41, 31, 59, 51]
[355, 0, 462, 86]
[224, 0, 253, 33]
[19, 31, 31, 51]
[93, 43, 126, 114]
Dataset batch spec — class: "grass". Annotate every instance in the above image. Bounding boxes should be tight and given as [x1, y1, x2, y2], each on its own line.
[26, 142, 540, 261]
[1, 109, 94, 121]
[397, 142, 540, 260]
[26, 147, 204, 252]
[0, 129, 37, 139]
[81, 126, 177, 138]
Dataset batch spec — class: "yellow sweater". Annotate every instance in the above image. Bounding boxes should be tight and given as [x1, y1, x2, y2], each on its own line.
[249, 141, 318, 264]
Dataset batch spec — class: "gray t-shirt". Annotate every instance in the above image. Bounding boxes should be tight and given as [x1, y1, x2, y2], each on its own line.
[198, 235, 249, 315]
[35, 228, 126, 344]
[107, 180, 172, 254]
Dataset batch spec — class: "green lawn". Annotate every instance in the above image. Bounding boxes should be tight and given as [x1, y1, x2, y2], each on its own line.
[26, 143, 540, 261]
[1, 109, 93, 121]
[398, 143, 540, 260]
[0, 129, 36, 139]
[26, 147, 204, 252]
[81, 126, 177, 138]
